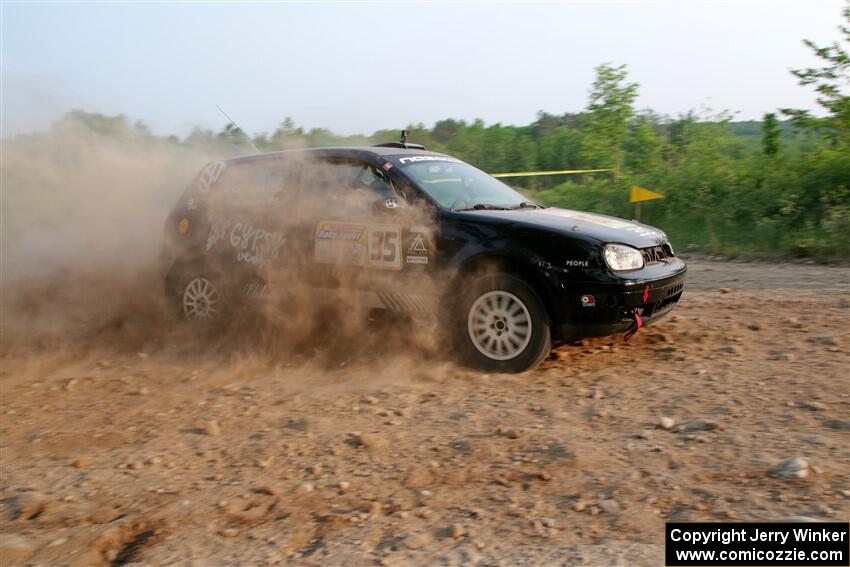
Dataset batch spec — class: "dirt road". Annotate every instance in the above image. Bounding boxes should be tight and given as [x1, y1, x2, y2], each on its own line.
[1, 258, 848, 566]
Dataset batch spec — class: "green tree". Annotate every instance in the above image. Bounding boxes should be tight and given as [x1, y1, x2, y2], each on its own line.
[270, 117, 304, 149]
[432, 119, 461, 144]
[508, 135, 538, 175]
[480, 124, 513, 172]
[56, 110, 133, 139]
[184, 126, 217, 148]
[624, 114, 664, 175]
[581, 63, 639, 170]
[762, 112, 781, 156]
[782, 6, 850, 142]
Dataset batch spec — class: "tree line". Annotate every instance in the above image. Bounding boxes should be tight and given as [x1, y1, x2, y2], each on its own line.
[11, 8, 849, 259]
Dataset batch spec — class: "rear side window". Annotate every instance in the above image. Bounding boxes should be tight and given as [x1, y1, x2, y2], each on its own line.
[202, 158, 303, 213]
[215, 161, 283, 205]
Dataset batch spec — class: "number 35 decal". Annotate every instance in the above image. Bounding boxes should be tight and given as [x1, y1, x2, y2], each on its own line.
[368, 225, 402, 270]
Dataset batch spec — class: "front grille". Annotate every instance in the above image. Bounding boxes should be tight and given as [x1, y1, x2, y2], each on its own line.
[641, 244, 674, 265]
[653, 290, 683, 313]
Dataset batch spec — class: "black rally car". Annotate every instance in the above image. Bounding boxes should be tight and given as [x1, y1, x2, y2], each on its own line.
[161, 144, 686, 372]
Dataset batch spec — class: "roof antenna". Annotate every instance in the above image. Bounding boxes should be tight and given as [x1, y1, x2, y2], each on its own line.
[216, 104, 261, 154]
[400, 129, 409, 149]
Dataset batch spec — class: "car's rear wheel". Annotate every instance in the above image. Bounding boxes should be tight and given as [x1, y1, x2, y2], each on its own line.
[181, 276, 223, 321]
[167, 266, 233, 326]
[456, 274, 551, 373]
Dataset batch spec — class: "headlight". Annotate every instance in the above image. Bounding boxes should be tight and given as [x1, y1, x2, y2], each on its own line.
[603, 243, 644, 271]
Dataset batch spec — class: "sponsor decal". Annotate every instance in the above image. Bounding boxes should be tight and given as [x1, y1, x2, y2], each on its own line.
[377, 291, 439, 315]
[397, 155, 462, 165]
[564, 259, 589, 268]
[405, 227, 431, 265]
[197, 161, 227, 193]
[229, 222, 286, 265]
[580, 295, 596, 307]
[206, 220, 231, 251]
[544, 209, 632, 229]
[623, 225, 664, 239]
[382, 162, 393, 171]
[316, 223, 365, 242]
[314, 221, 420, 271]
[368, 225, 402, 270]
[315, 222, 369, 267]
[242, 281, 271, 298]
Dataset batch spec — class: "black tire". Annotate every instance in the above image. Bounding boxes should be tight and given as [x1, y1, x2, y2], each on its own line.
[454, 273, 552, 373]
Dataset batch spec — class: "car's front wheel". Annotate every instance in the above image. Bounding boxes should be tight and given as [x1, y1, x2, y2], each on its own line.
[456, 274, 551, 373]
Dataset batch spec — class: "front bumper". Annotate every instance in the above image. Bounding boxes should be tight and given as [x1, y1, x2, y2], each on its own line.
[554, 260, 687, 341]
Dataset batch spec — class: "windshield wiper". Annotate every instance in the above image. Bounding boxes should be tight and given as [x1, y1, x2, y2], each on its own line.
[452, 203, 511, 211]
[510, 201, 545, 209]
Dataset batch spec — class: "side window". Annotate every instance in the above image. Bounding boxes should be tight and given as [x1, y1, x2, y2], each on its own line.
[392, 176, 432, 209]
[300, 159, 394, 218]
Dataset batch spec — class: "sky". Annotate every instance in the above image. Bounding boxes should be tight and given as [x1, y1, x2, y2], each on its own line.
[1, 0, 846, 138]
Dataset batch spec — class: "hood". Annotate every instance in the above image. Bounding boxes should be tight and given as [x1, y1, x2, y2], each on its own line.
[461, 207, 669, 248]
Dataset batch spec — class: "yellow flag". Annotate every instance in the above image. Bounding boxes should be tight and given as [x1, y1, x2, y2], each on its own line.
[629, 185, 663, 203]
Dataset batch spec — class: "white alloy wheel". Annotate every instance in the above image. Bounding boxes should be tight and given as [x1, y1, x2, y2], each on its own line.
[467, 290, 532, 360]
[182, 277, 222, 321]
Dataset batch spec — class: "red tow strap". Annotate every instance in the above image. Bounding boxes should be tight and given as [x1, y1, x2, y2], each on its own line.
[623, 309, 643, 342]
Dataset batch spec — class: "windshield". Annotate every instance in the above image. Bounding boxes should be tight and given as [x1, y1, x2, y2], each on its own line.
[397, 158, 539, 211]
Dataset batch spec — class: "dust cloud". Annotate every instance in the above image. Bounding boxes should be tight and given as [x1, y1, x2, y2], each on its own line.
[1, 115, 448, 375]
[2, 116, 207, 351]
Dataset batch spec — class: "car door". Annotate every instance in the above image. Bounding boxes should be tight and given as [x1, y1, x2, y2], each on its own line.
[301, 157, 400, 272]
